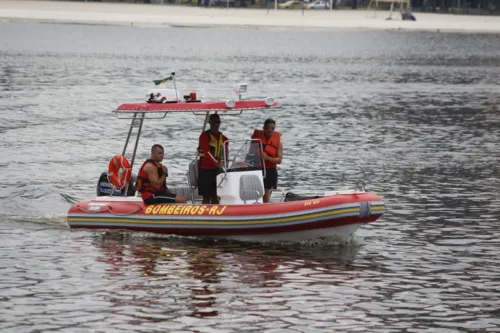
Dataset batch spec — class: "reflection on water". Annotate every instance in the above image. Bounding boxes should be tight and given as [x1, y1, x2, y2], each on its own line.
[92, 232, 363, 327]
[1, 216, 499, 331]
[0, 21, 500, 332]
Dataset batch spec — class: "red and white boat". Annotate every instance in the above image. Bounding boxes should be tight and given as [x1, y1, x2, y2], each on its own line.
[67, 73, 385, 241]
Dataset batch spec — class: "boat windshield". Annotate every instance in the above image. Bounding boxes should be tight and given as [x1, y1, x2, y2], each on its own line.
[221, 139, 264, 173]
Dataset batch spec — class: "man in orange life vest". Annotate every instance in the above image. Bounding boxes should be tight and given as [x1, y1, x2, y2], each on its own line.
[137, 144, 187, 205]
[251, 118, 283, 203]
[198, 113, 228, 204]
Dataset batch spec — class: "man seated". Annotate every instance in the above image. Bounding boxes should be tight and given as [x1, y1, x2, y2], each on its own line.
[136, 144, 187, 205]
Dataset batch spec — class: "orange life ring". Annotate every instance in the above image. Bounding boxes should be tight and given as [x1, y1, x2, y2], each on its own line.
[107, 155, 132, 189]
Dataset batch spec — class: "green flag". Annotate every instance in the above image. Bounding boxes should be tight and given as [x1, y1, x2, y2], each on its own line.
[153, 76, 173, 85]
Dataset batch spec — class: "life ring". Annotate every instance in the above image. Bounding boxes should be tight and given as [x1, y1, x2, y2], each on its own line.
[107, 155, 132, 189]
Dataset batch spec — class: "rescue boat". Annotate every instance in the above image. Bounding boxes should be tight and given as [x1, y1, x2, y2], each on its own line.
[67, 72, 385, 241]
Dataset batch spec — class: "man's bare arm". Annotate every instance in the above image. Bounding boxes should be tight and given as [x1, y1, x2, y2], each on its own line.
[144, 163, 166, 191]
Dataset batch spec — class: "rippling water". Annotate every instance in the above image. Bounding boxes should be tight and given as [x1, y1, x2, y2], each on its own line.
[1, 21, 500, 332]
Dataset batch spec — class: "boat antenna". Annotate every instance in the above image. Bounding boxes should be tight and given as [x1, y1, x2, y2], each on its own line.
[171, 69, 179, 102]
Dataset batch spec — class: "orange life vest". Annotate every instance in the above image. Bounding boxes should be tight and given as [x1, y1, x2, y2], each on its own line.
[251, 130, 281, 169]
[136, 159, 167, 200]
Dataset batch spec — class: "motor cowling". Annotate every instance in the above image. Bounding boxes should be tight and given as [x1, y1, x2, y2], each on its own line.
[96, 172, 137, 197]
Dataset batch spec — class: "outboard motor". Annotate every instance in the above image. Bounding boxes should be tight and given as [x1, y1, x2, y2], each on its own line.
[96, 172, 137, 197]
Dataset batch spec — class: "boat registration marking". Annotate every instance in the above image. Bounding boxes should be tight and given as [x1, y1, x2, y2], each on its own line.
[145, 204, 227, 216]
[304, 200, 321, 207]
[88, 202, 108, 212]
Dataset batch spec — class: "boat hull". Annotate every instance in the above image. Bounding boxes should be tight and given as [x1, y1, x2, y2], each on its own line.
[67, 192, 385, 241]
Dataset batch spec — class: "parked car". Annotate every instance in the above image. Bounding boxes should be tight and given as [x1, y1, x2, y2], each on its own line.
[278, 0, 305, 9]
[209, 0, 235, 6]
[307, 0, 330, 8]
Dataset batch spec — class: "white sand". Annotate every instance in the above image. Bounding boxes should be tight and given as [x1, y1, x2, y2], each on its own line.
[1, 0, 500, 33]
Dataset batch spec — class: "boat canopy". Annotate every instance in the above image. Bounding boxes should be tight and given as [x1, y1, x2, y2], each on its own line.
[115, 100, 280, 113]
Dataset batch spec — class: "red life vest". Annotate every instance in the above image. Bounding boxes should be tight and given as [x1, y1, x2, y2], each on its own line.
[136, 159, 167, 200]
[251, 130, 281, 169]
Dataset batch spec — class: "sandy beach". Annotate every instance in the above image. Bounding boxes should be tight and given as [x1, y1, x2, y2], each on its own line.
[1, 0, 500, 33]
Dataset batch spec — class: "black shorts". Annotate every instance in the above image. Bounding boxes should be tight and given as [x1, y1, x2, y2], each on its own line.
[198, 168, 218, 197]
[264, 168, 278, 189]
[144, 192, 176, 205]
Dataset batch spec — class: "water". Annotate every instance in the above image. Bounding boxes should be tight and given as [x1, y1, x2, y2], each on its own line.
[1, 21, 500, 332]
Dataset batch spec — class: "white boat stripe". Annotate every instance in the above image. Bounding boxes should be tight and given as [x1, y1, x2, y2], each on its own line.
[68, 211, 362, 229]
[69, 201, 383, 221]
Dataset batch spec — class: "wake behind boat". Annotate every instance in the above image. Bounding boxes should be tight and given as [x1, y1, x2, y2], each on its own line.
[67, 72, 385, 241]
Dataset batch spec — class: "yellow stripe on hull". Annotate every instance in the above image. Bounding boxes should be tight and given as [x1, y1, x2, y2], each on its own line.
[68, 207, 361, 226]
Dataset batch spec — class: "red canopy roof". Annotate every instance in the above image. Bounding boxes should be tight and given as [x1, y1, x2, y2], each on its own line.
[116, 100, 279, 113]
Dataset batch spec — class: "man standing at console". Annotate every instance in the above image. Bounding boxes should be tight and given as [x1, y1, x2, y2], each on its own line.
[197, 113, 228, 204]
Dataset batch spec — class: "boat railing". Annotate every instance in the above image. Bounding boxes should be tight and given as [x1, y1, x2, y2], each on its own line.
[281, 186, 367, 198]
[269, 188, 286, 203]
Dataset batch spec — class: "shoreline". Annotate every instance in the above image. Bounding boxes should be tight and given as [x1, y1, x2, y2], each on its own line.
[1, 0, 500, 33]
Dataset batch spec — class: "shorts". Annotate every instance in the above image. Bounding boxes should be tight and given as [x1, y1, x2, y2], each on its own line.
[198, 168, 218, 197]
[264, 168, 278, 189]
[143, 192, 176, 205]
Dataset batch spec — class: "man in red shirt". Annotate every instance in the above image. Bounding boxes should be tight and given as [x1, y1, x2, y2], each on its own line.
[197, 114, 228, 204]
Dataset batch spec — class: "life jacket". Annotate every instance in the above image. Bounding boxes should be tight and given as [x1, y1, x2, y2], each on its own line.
[251, 129, 281, 169]
[136, 159, 166, 200]
[198, 130, 224, 161]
